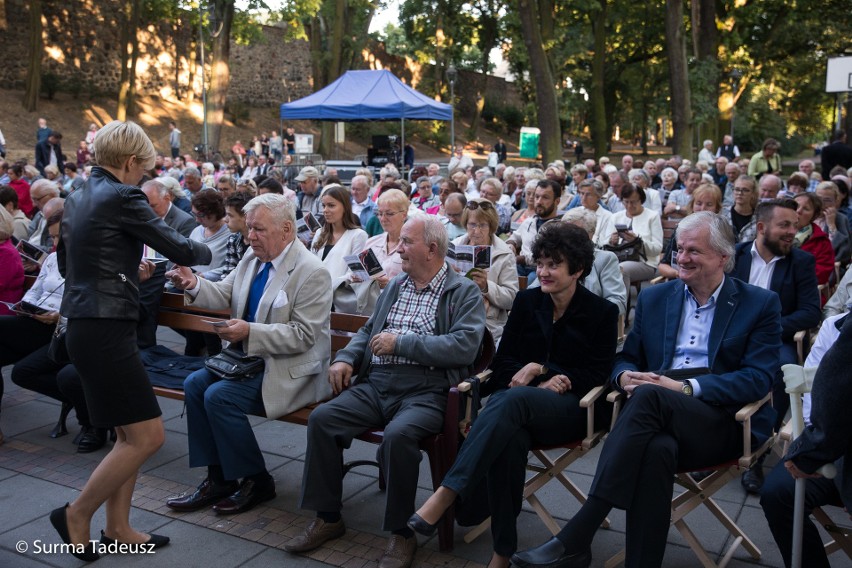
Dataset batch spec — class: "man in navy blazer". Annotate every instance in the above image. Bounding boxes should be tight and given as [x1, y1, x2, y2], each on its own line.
[512, 212, 781, 568]
[730, 199, 821, 493]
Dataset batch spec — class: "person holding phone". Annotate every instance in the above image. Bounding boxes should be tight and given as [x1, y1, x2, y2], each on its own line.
[609, 184, 663, 293]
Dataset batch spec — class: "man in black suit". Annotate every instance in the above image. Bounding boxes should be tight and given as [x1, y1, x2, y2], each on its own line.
[820, 129, 852, 180]
[512, 212, 782, 568]
[137, 179, 197, 348]
[35, 131, 64, 177]
[493, 138, 507, 164]
[731, 199, 821, 493]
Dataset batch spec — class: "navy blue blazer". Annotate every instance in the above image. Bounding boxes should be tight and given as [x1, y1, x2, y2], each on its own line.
[612, 277, 781, 445]
[730, 242, 820, 342]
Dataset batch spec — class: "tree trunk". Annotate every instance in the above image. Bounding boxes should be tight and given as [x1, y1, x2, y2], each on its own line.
[588, 1, 607, 159]
[23, 0, 43, 112]
[695, 0, 719, 148]
[208, 0, 234, 155]
[516, 0, 561, 164]
[117, 0, 140, 121]
[665, 0, 692, 158]
[319, 0, 348, 158]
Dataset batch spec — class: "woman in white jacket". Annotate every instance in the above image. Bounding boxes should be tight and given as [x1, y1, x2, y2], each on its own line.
[311, 184, 369, 313]
[609, 184, 663, 293]
[452, 198, 519, 343]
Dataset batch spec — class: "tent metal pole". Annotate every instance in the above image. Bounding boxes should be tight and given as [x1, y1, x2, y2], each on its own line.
[401, 118, 405, 177]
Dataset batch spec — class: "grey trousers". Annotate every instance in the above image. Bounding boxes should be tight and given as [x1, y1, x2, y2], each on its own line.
[299, 365, 448, 531]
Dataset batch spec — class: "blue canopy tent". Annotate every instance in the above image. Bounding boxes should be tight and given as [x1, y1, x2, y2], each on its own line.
[280, 69, 452, 165]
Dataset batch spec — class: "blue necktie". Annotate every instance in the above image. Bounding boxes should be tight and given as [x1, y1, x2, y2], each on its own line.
[246, 262, 272, 323]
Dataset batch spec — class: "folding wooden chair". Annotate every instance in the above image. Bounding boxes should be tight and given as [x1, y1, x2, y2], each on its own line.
[459, 370, 611, 544]
[604, 391, 774, 568]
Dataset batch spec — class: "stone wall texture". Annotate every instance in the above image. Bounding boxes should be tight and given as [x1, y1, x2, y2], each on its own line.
[0, 0, 517, 111]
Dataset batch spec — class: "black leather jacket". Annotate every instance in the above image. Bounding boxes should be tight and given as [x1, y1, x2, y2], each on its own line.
[58, 167, 212, 320]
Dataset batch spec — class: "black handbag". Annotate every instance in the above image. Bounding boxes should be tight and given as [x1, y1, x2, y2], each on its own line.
[48, 319, 70, 365]
[604, 236, 646, 263]
[205, 347, 265, 381]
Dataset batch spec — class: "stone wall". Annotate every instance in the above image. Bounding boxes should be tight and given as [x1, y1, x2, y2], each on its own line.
[0, 0, 312, 106]
[0, 0, 515, 111]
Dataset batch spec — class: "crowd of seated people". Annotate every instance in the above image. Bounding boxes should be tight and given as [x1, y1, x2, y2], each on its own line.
[5, 128, 852, 568]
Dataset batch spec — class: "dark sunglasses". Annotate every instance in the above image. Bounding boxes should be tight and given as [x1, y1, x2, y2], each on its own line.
[466, 200, 495, 211]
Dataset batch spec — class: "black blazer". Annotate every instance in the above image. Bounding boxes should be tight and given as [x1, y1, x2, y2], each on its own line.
[35, 140, 64, 176]
[58, 167, 211, 320]
[490, 285, 618, 400]
[730, 241, 820, 341]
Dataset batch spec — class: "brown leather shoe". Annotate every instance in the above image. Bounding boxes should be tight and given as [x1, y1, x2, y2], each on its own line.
[283, 518, 346, 553]
[378, 535, 417, 568]
[166, 479, 238, 512]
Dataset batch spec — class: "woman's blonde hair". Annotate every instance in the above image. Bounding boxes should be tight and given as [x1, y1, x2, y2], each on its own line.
[377, 188, 410, 213]
[93, 120, 156, 170]
[461, 198, 499, 236]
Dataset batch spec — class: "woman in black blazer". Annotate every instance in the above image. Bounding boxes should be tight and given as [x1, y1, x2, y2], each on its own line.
[49, 121, 211, 560]
[408, 223, 618, 568]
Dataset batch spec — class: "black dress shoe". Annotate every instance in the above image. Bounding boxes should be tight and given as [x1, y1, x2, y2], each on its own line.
[741, 466, 765, 495]
[166, 479, 239, 512]
[212, 477, 276, 515]
[407, 513, 438, 537]
[99, 530, 171, 550]
[77, 427, 108, 454]
[49, 503, 100, 562]
[511, 537, 591, 568]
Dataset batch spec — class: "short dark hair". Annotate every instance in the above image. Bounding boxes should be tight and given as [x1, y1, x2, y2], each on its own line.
[191, 189, 226, 219]
[0, 185, 18, 208]
[257, 177, 283, 194]
[64, 162, 77, 173]
[536, 179, 560, 199]
[225, 191, 251, 214]
[50, 131, 63, 140]
[620, 183, 646, 204]
[531, 221, 594, 281]
[755, 198, 797, 224]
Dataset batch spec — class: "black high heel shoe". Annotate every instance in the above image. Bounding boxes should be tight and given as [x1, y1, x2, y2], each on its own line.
[49, 503, 100, 562]
[407, 512, 439, 537]
[50, 402, 73, 438]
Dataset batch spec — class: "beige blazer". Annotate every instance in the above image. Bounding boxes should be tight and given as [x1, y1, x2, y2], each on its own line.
[188, 241, 333, 418]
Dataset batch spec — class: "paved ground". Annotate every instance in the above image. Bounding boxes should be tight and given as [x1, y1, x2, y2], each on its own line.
[1, 328, 849, 568]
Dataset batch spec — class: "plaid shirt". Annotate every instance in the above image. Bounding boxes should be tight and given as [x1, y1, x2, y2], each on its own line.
[372, 264, 448, 366]
[221, 232, 248, 279]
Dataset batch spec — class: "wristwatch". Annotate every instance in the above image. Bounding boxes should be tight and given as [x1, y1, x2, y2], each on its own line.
[681, 381, 694, 396]
[539, 364, 549, 376]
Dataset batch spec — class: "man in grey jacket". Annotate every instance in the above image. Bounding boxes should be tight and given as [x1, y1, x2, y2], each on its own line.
[286, 216, 486, 568]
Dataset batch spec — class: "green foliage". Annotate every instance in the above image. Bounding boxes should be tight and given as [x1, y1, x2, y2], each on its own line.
[225, 99, 251, 126]
[40, 73, 60, 100]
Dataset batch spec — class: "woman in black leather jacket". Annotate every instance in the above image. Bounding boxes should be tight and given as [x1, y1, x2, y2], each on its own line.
[50, 121, 212, 560]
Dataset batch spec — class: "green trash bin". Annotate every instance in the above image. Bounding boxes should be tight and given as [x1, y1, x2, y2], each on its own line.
[519, 127, 540, 160]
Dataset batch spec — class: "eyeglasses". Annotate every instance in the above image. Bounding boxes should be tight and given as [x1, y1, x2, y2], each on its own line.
[467, 222, 490, 232]
[192, 211, 207, 219]
[466, 201, 494, 211]
[733, 187, 751, 194]
[376, 210, 404, 218]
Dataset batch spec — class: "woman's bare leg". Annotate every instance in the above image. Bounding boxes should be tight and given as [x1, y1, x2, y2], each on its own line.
[413, 486, 458, 525]
[64, 418, 164, 546]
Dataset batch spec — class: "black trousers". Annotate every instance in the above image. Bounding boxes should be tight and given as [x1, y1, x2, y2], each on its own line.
[0, 315, 55, 415]
[581, 386, 742, 567]
[441, 387, 587, 556]
[760, 459, 842, 568]
[11, 344, 92, 427]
